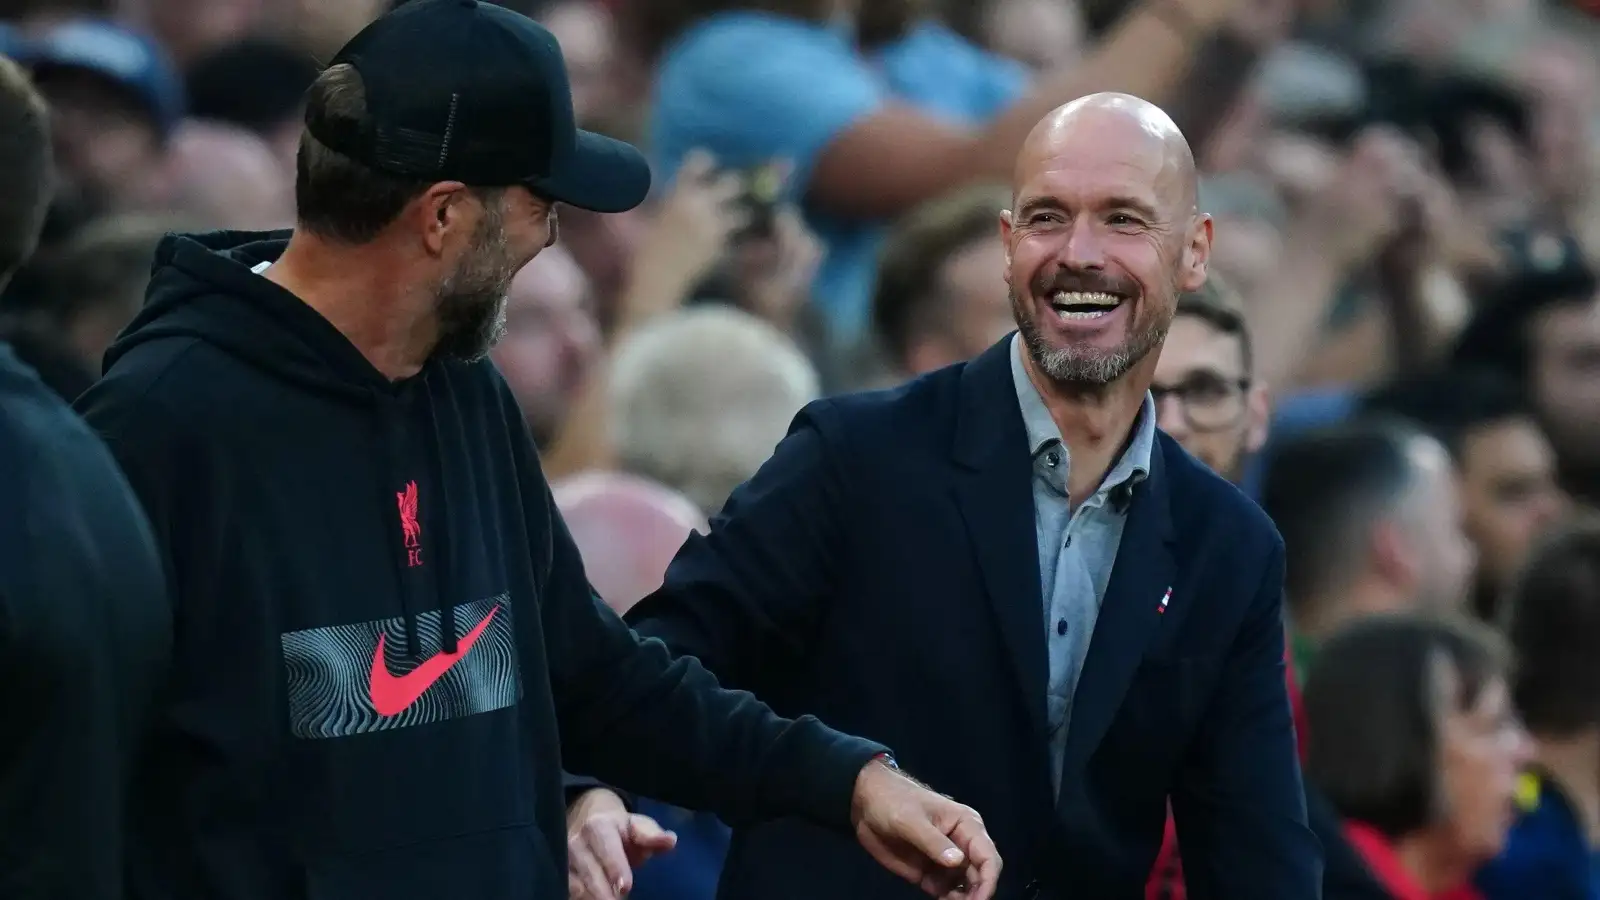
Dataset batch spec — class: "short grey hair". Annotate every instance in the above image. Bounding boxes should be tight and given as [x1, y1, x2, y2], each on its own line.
[609, 307, 820, 516]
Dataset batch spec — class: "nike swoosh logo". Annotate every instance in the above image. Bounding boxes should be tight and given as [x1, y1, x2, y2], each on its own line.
[369, 604, 500, 717]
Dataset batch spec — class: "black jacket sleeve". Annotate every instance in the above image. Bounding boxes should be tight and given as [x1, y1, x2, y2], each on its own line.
[504, 387, 884, 831]
[622, 402, 845, 701]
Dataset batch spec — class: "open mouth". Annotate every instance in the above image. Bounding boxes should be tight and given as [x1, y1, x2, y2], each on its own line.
[1048, 290, 1125, 320]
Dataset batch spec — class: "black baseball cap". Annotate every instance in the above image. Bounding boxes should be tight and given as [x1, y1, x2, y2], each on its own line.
[308, 0, 650, 213]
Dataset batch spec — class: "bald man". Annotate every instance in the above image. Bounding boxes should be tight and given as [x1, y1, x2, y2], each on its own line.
[568, 94, 1319, 900]
[552, 472, 707, 615]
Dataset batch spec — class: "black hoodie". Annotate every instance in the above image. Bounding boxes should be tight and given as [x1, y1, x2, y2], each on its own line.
[75, 231, 885, 900]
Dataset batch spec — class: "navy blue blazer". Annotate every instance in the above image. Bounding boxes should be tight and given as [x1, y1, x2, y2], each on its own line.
[624, 338, 1321, 900]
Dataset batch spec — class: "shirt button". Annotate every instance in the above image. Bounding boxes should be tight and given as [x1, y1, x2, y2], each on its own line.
[1056, 618, 1069, 636]
[1044, 451, 1060, 467]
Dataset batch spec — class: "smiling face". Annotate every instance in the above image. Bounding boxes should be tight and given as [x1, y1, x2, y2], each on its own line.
[1001, 96, 1212, 390]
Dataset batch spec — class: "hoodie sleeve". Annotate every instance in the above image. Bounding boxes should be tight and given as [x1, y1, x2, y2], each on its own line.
[499, 384, 885, 831]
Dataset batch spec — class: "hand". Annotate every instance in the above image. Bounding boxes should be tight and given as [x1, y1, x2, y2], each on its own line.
[626, 149, 750, 318]
[850, 760, 1002, 900]
[1302, 126, 1417, 265]
[566, 788, 678, 899]
[731, 207, 822, 327]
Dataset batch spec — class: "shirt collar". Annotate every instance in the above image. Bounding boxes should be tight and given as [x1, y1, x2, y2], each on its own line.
[1008, 333, 1155, 487]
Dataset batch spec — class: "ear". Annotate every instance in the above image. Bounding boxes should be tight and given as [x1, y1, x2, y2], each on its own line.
[1370, 519, 1417, 593]
[415, 180, 471, 257]
[1178, 213, 1213, 294]
[1244, 381, 1270, 454]
[999, 209, 1015, 287]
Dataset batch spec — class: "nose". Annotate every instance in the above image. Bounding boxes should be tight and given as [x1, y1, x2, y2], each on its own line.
[1060, 218, 1107, 270]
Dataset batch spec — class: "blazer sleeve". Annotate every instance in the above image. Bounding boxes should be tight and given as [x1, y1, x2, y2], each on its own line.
[512, 386, 882, 830]
[1170, 539, 1323, 899]
[623, 400, 847, 699]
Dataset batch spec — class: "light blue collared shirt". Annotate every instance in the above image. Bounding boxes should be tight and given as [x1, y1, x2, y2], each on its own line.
[1008, 334, 1156, 792]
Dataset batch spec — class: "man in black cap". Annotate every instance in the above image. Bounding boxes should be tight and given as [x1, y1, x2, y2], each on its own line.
[73, 3, 1001, 900]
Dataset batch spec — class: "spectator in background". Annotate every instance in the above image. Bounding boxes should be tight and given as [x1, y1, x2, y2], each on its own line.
[6, 211, 186, 374]
[1150, 277, 1267, 484]
[1261, 419, 1476, 682]
[160, 120, 293, 230]
[534, 0, 623, 133]
[609, 306, 819, 516]
[4, 18, 183, 215]
[552, 471, 731, 900]
[1453, 230, 1600, 506]
[1476, 516, 1600, 900]
[0, 52, 171, 900]
[1364, 369, 1568, 622]
[183, 37, 319, 170]
[638, 0, 1279, 338]
[553, 471, 706, 613]
[1303, 615, 1529, 900]
[871, 184, 1013, 382]
[490, 243, 603, 450]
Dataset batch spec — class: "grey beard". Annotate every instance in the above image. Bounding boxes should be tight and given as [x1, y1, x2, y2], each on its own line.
[1013, 287, 1168, 388]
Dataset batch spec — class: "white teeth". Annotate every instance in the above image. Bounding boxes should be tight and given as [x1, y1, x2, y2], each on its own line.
[1050, 291, 1121, 309]
[1056, 308, 1109, 319]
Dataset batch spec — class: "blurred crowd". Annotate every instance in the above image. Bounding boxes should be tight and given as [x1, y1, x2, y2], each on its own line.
[4, 0, 1600, 896]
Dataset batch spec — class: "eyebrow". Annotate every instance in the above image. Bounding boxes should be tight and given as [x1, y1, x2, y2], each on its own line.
[1015, 195, 1161, 221]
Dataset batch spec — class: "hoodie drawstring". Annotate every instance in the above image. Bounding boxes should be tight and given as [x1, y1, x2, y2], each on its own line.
[422, 372, 457, 655]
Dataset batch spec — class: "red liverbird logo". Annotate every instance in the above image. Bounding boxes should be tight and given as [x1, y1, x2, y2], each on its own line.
[397, 481, 422, 567]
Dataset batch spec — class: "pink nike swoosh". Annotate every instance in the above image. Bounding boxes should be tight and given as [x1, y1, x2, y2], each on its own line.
[368, 605, 500, 716]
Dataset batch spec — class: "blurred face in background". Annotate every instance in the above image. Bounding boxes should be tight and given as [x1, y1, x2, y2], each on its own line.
[538, 0, 619, 130]
[1205, 214, 1280, 303]
[1394, 438, 1478, 611]
[34, 68, 166, 211]
[1151, 313, 1267, 482]
[903, 236, 1015, 375]
[140, 0, 263, 65]
[1529, 297, 1600, 467]
[1458, 416, 1567, 593]
[1434, 671, 1529, 867]
[490, 244, 602, 448]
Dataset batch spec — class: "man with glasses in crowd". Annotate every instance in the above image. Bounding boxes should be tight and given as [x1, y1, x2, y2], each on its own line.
[1149, 278, 1268, 485]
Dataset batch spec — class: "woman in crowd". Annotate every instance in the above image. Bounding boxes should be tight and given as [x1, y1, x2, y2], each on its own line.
[1302, 614, 1531, 900]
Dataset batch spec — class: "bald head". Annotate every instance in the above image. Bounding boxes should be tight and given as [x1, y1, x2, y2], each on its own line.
[1018, 93, 1197, 214]
[552, 472, 708, 616]
[1002, 93, 1211, 390]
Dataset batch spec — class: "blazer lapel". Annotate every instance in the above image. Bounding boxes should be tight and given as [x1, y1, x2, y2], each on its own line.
[1061, 440, 1177, 773]
[951, 339, 1049, 745]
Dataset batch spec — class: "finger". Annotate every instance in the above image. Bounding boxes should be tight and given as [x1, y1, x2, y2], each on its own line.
[569, 837, 617, 900]
[893, 811, 966, 870]
[707, 170, 746, 205]
[949, 817, 1001, 900]
[678, 149, 718, 184]
[626, 815, 679, 864]
[586, 820, 635, 895]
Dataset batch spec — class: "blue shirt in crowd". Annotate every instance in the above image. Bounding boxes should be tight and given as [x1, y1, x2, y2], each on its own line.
[650, 12, 1025, 339]
[1476, 770, 1600, 900]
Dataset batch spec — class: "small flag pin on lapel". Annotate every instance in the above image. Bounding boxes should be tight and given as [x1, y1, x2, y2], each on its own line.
[1158, 587, 1172, 614]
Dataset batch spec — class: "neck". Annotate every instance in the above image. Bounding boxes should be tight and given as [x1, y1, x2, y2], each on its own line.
[1295, 577, 1401, 643]
[266, 230, 438, 380]
[1021, 349, 1151, 451]
[1535, 731, 1600, 843]
[1392, 830, 1470, 895]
